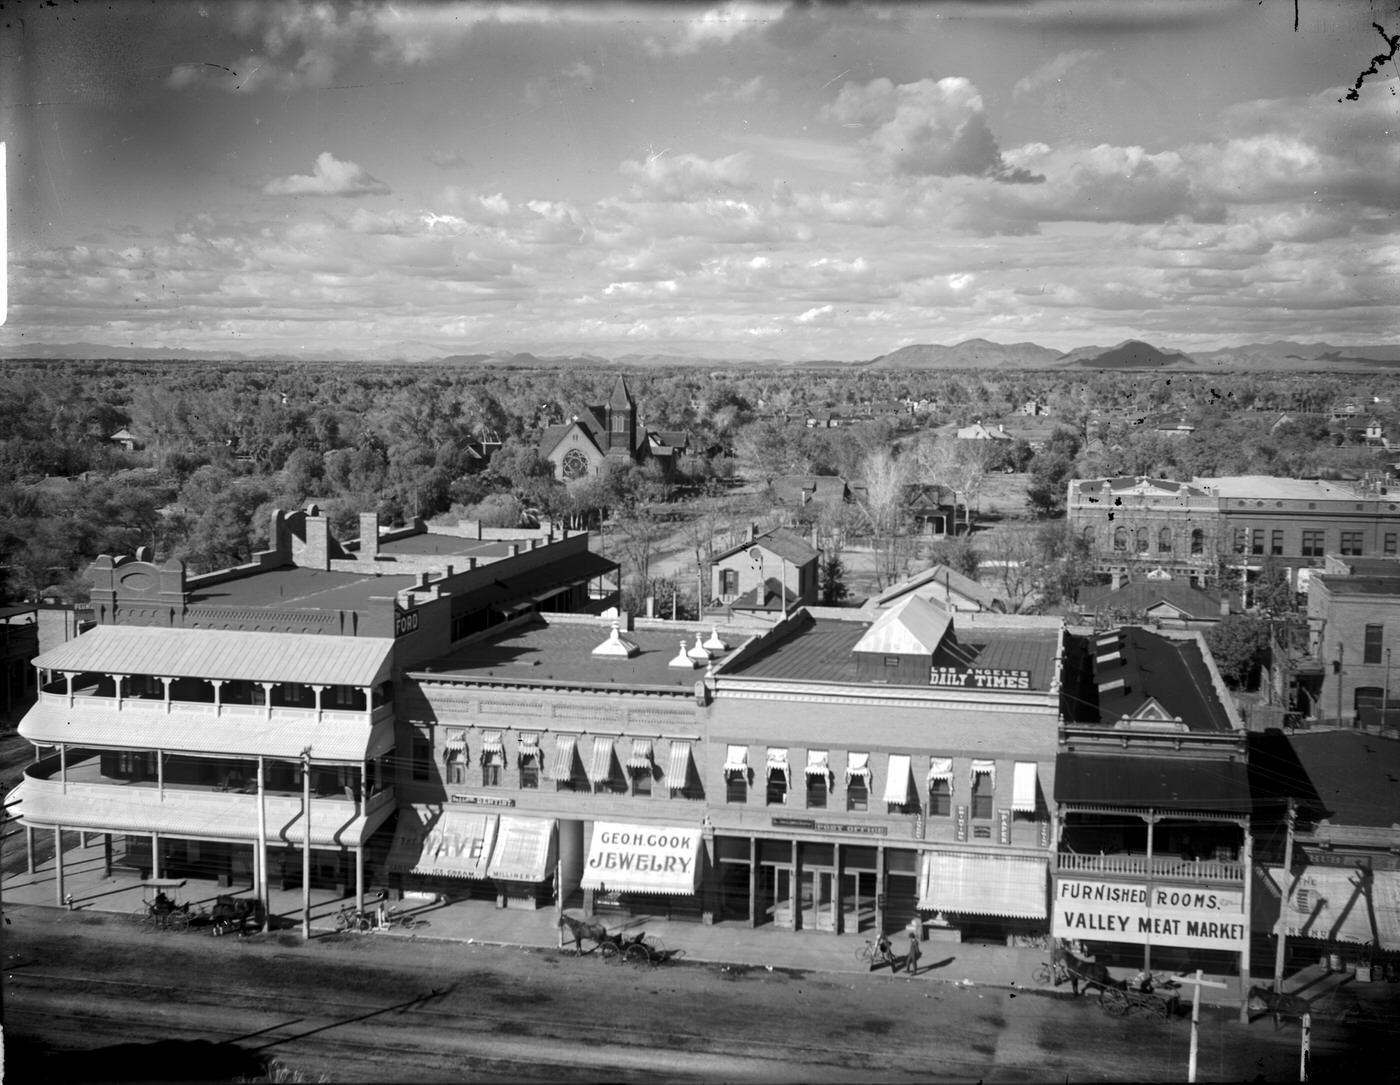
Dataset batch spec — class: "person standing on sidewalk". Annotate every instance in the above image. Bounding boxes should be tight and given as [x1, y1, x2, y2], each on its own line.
[905, 921, 921, 975]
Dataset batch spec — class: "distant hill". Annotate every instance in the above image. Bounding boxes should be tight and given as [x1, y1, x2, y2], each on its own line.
[1057, 340, 1195, 369]
[868, 339, 1062, 370]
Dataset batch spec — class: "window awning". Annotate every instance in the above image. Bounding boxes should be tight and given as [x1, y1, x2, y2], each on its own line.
[517, 733, 541, 766]
[487, 816, 557, 882]
[1274, 865, 1400, 949]
[723, 744, 749, 776]
[918, 851, 1048, 919]
[970, 759, 996, 789]
[846, 752, 871, 785]
[766, 748, 790, 784]
[883, 754, 914, 805]
[589, 737, 616, 785]
[551, 735, 578, 782]
[481, 731, 504, 758]
[627, 739, 654, 771]
[667, 741, 692, 786]
[443, 729, 467, 753]
[805, 750, 830, 779]
[412, 811, 498, 880]
[927, 757, 954, 794]
[580, 821, 703, 895]
[1012, 761, 1038, 813]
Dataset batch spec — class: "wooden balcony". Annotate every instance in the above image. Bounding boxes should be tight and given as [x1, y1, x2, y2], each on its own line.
[1055, 851, 1244, 883]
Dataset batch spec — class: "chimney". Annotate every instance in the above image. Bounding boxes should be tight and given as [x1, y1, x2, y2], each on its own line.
[301, 505, 331, 571]
[510, 543, 520, 557]
[747, 523, 757, 543]
[1111, 570, 1123, 592]
[359, 512, 379, 558]
[467, 557, 477, 570]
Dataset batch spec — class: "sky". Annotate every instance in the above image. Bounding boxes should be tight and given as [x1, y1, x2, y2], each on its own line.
[2, 0, 1398, 362]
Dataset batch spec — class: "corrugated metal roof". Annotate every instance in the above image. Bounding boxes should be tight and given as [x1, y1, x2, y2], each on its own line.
[854, 595, 951, 655]
[35, 625, 395, 688]
[1055, 752, 1250, 813]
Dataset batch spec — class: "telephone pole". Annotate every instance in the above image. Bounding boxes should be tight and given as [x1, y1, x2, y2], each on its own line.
[301, 746, 312, 941]
[1273, 799, 1296, 993]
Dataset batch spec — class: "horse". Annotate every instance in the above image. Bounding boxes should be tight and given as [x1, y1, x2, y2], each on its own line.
[211, 895, 260, 936]
[1053, 940, 1124, 997]
[1247, 986, 1310, 1030]
[557, 913, 611, 955]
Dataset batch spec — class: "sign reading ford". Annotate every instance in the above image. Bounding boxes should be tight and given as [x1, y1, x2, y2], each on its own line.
[394, 605, 420, 638]
[1051, 878, 1248, 953]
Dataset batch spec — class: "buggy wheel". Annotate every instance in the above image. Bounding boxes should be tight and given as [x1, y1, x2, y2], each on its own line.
[355, 915, 373, 933]
[167, 910, 191, 933]
[1032, 963, 1053, 985]
[600, 942, 621, 962]
[1100, 987, 1130, 1017]
[855, 944, 875, 964]
[624, 942, 651, 965]
[400, 916, 429, 931]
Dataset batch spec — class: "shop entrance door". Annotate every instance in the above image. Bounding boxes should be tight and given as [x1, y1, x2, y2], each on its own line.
[758, 864, 793, 928]
[799, 868, 835, 931]
[840, 871, 877, 932]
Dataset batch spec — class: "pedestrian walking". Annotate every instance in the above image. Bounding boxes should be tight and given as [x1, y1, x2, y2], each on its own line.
[905, 922, 921, 975]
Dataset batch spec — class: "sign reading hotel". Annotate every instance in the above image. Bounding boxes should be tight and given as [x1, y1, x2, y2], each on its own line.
[1052, 879, 1248, 952]
[930, 666, 1031, 690]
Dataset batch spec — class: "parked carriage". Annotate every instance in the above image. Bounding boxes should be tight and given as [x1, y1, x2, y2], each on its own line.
[133, 878, 195, 932]
[558, 913, 683, 966]
[1100, 975, 1182, 1020]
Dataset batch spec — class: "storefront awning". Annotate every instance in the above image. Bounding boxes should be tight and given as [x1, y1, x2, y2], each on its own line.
[918, 851, 1048, 919]
[412, 811, 498, 880]
[580, 821, 703, 895]
[627, 739, 653, 771]
[551, 735, 578, 782]
[883, 754, 914, 805]
[805, 750, 830, 779]
[487, 816, 557, 882]
[723, 744, 748, 776]
[667, 741, 692, 786]
[1273, 865, 1400, 949]
[846, 752, 871, 786]
[1012, 761, 1038, 814]
[589, 737, 617, 786]
[386, 807, 430, 874]
[766, 748, 790, 785]
[927, 757, 954, 794]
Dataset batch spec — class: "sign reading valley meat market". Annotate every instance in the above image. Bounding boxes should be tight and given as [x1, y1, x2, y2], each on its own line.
[1051, 878, 1248, 953]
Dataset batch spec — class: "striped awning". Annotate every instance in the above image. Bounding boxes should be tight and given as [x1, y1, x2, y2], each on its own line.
[918, 851, 1048, 919]
[580, 822, 703, 895]
[805, 750, 830, 779]
[443, 729, 467, 753]
[487, 816, 557, 882]
[551, 735, 578, 782]
[412, 811, 498, 880]
[589, 737, 616, 786]
[517, 733, 541, 766]
[846, 752, 871, 785]
[766, 747, 790, 785]
[1012, 761, 1038, 813]
[723, 744, 748, 776]
[971, 759, 996, 788]
[627, 739, 654, 771]
[667, 741, 692, 787]
[481, 731, 504, 764]
[928, 757, 954, 794]
[883, 754, 914, 805]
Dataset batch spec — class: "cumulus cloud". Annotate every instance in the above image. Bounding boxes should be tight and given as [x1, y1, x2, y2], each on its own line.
[618, 152, 756, 201]
[1012, 49, 1101, 98]
[264, 153, 391, 197]
[826, 77, 1042, 182]
[645, 2, 781, 56]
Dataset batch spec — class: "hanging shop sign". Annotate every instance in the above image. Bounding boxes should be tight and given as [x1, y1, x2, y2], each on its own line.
[930, 666, 1031, 690]
[954, 804, 969, 842]
[997, 808, 1011, 846]
[1037, 818, 1051, 849]
[1051, 878, 1248, 952]
[450, 794, 516, 807]
[770, 816, 887, 836]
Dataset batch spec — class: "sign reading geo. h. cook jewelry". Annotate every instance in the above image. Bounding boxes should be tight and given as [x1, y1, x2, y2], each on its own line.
[1051, 878, 1248, 952]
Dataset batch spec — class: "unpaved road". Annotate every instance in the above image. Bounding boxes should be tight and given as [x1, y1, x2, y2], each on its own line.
[2, 904, 1392, 1083]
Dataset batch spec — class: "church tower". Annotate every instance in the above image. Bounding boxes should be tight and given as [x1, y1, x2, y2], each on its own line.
[606, 374, 637, 457]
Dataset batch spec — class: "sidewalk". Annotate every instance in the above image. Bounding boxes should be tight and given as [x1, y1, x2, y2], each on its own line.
[0, 836, 1363, 1013]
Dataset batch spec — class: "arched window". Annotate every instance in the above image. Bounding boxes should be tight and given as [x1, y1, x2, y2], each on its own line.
[561, 448, 590, 480]
[1158, 528, 1172, 554]
[1191, 529, 1204, 555]
[1135, 528, 1149, 553]
[1113, 527, 1128, 552]
[1082, 526, 1095, 548]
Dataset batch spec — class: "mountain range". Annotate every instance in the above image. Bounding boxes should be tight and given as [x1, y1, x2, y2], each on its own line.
[2, 338, 1398, 371]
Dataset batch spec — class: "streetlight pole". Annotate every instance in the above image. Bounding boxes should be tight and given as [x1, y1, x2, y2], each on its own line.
[301, 746, 312, 941]
[1335, 642, 1344, 727]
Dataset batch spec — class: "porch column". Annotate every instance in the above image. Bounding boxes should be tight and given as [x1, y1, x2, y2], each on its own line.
[104, 833, 113, 877]
[1238, 820, 1254, 1022]
[1143, 813, 1155, 974]
[790, 839, 798, 931]
[114, 673, 125, 709]
[157, 749, 164, 798]
[355, 846, 365, 913]
[748, 836, 757, 928]
[151, 831, 161, 879]
[261, 682, 275, 717]
[54, 826, 65, 906]
[875, 845, 886, 935]
[210, 679, 225, 713]
[25, 825, 35, 873]
[59, 744, 67, 790]
[65, 671, 74, 707]
[833, 841, 843, 934]
[312, 686, 327, 720]
[257, 756, 270, 933]
[161, 676, 173, 712]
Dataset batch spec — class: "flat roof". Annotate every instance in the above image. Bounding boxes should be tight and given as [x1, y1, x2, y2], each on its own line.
[1285, 730, 1400, 829]
[411, 619, 717, 691]
[1315, 576, 1400, 597]
[188, 566, 417, 611]
[375, 536, 521, 559]
[1194, 476, 1362, 500]
[721, 613, 1060, 691]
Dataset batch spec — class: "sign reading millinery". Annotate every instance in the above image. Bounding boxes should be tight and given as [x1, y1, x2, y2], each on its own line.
[930, 666, 1031, 690]
[394, 605, 420, 638]
[954, 804, 969, 843]
[1051, 878, 1248, 952]
[450, 794, 516, 807]
[997, 808, 1011, 846]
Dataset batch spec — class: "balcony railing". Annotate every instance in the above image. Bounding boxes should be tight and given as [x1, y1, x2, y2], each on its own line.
[1056, 851, 1244, 883]
[30, 688, 391, 727]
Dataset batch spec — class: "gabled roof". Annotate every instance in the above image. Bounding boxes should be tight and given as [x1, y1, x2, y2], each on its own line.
[1089, 626, 1234, 732]
[871, 563, 1003, 612]
[538, 419, 605, 460]
[712, 527, 818, 565]
[852, 594, 952, 656]
[1077, 579, 1226, 619]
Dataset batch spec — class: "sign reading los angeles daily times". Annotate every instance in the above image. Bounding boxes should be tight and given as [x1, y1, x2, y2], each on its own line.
[1051, 878, 1248, 952]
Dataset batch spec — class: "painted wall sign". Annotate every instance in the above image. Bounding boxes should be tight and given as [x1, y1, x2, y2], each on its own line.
[1037, 818, 1051, 849]
[450, 794, 516, 807]
[997, 808, 1011, 846]
[394, 606, 420, 638]
[772, 817, 816, 829]
[815, 822, 888, 836]
[930, 666, 1032, 690]
[1051, 878, 1248, 952]
[954, 804, 969, 843]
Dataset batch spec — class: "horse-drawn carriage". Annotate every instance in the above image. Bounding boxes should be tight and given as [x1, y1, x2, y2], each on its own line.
[1100, 974, 1182, 1019]
[558, 913, 683, 966]
[134, 879, 195, 932]
[209, 894, 261, 936]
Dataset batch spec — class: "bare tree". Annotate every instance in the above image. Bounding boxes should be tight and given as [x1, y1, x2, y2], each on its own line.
[856, 447, 910, 590]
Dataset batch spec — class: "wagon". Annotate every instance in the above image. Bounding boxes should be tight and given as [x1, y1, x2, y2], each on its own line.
[1099, 977, 1182, 1020]
[608, 932, 684, 966]
[134, 878, 195, 933]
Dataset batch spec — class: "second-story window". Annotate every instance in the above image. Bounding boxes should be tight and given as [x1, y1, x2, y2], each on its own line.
[1271, 529, 1284, 556]
[766, 747, 789, 805]
[627, 739, 654, 796]
[724, 744, 749, 803]
[1302, 530, 1325, 557]
[970, 760, 995, 820]
[928, 758, 953, 816]
[1341, 531, 1363, 556]
[445, 748, 467, 786]
[1365, 624, 1384, 664]
[518, 733, 541, 789]
[846, 752, 870, 811]
[721, 568, 739, 596]
[805, 750, 829, 809]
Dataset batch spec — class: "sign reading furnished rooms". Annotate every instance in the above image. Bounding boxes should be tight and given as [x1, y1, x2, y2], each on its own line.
[1051, 878, 1248, 953]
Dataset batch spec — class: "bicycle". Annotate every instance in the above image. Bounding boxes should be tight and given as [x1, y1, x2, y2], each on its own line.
[856, 938, 896, 969]
[334, 904, 373, 934]
[384, 907, 430, 931]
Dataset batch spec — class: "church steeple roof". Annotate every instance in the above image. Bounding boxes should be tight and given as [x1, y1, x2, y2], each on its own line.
[609, 374, 634, 410]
